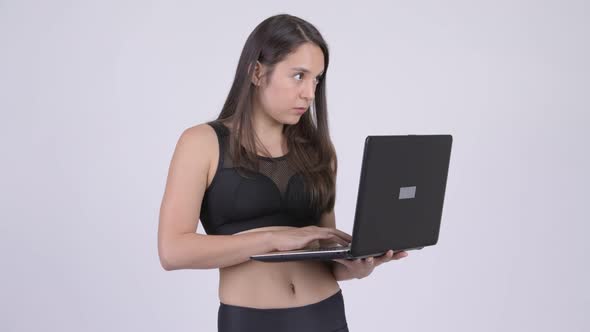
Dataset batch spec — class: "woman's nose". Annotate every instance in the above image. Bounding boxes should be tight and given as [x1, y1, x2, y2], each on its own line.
[300, 80, 316, 100]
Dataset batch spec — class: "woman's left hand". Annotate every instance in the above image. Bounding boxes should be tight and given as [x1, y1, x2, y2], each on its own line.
[332, 250, 408, 280]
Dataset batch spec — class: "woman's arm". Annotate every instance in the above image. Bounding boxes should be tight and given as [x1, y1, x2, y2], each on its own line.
[158, 125, 278, 270]
[160, 231, 277, 270]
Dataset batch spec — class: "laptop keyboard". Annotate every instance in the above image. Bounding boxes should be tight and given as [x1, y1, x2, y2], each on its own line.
[312, 246, 350, 252]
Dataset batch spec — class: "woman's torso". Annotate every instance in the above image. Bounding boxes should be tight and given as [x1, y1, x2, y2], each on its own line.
[202, 120, 340, 309]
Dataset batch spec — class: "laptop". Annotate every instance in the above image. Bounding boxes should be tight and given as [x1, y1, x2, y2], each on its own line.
[250, 134, 453, 262]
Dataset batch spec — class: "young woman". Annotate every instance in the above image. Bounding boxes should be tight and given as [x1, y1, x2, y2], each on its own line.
[158, 14, 408, 332]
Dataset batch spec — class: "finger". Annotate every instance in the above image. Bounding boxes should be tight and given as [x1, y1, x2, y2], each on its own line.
[347, 258, 363, 267]
[377, 250, 407, 262]
[318, 239, 343, 247]
[392, 251, 408, 260]
[363, 257, 376, 274]
[332, 228, 353, 242]
[320, 232, 350, 247]
[320, 227, 353, 243]
[333, 228, 353, 243]
[373, 250, 394, 266]
[321, 233, 350, 247]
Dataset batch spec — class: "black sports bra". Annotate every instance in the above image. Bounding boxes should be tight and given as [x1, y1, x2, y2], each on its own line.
[199, 120, 321, 235]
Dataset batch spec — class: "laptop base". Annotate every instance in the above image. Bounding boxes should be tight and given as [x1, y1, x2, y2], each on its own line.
[250, 246, 424, 262]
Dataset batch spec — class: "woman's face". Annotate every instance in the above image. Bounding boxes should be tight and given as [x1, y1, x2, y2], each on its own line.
[252, 42, 325, 125]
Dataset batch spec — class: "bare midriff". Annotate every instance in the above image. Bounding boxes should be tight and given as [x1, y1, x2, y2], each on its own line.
[218, 226, 341, 309]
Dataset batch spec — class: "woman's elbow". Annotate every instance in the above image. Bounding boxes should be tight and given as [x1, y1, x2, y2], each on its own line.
[158, 242, 177, 271]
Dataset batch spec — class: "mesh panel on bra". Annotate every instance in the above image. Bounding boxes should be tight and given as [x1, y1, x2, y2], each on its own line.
[219, 130, 297, 199]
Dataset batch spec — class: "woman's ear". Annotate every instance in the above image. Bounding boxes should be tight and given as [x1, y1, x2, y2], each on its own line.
[250, 61, 265, 86]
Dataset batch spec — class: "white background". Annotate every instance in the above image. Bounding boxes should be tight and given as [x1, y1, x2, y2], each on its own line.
[1, 1, 588, 331]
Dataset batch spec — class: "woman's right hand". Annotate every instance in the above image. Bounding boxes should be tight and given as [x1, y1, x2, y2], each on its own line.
[269, 226, 353, 252]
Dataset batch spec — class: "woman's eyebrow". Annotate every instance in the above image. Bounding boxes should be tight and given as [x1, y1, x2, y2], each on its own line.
[291, 67, 324, 76]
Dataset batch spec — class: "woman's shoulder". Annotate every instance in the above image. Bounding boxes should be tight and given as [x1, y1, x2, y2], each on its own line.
[176, 122, 222, 160]
[184, 119, 232, 138]
[183, 122, 217, 140]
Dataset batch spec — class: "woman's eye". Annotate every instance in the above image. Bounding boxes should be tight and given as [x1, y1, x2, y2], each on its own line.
[294, 73, 321, 84]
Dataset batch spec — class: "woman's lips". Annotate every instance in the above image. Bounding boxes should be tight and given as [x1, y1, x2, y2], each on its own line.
[294, 107, 307, 114]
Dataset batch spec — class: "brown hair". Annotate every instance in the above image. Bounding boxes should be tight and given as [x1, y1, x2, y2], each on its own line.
[214, 14, 337, 214]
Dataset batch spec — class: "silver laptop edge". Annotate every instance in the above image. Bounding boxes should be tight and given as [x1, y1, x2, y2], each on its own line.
[250, 245, 350, 257]
[250, 245, 425, 259]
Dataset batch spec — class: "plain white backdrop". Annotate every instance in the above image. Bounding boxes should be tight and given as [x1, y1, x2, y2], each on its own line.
[1, 1, 588, 331]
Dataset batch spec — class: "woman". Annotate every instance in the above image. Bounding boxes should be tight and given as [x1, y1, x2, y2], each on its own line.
[158, 14, 408, 332]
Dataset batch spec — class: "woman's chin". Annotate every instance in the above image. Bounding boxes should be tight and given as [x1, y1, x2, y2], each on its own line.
[285, 114, 303, 125]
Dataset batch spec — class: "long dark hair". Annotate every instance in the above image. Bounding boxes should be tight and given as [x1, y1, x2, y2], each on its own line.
[215, 14, 337, 215]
